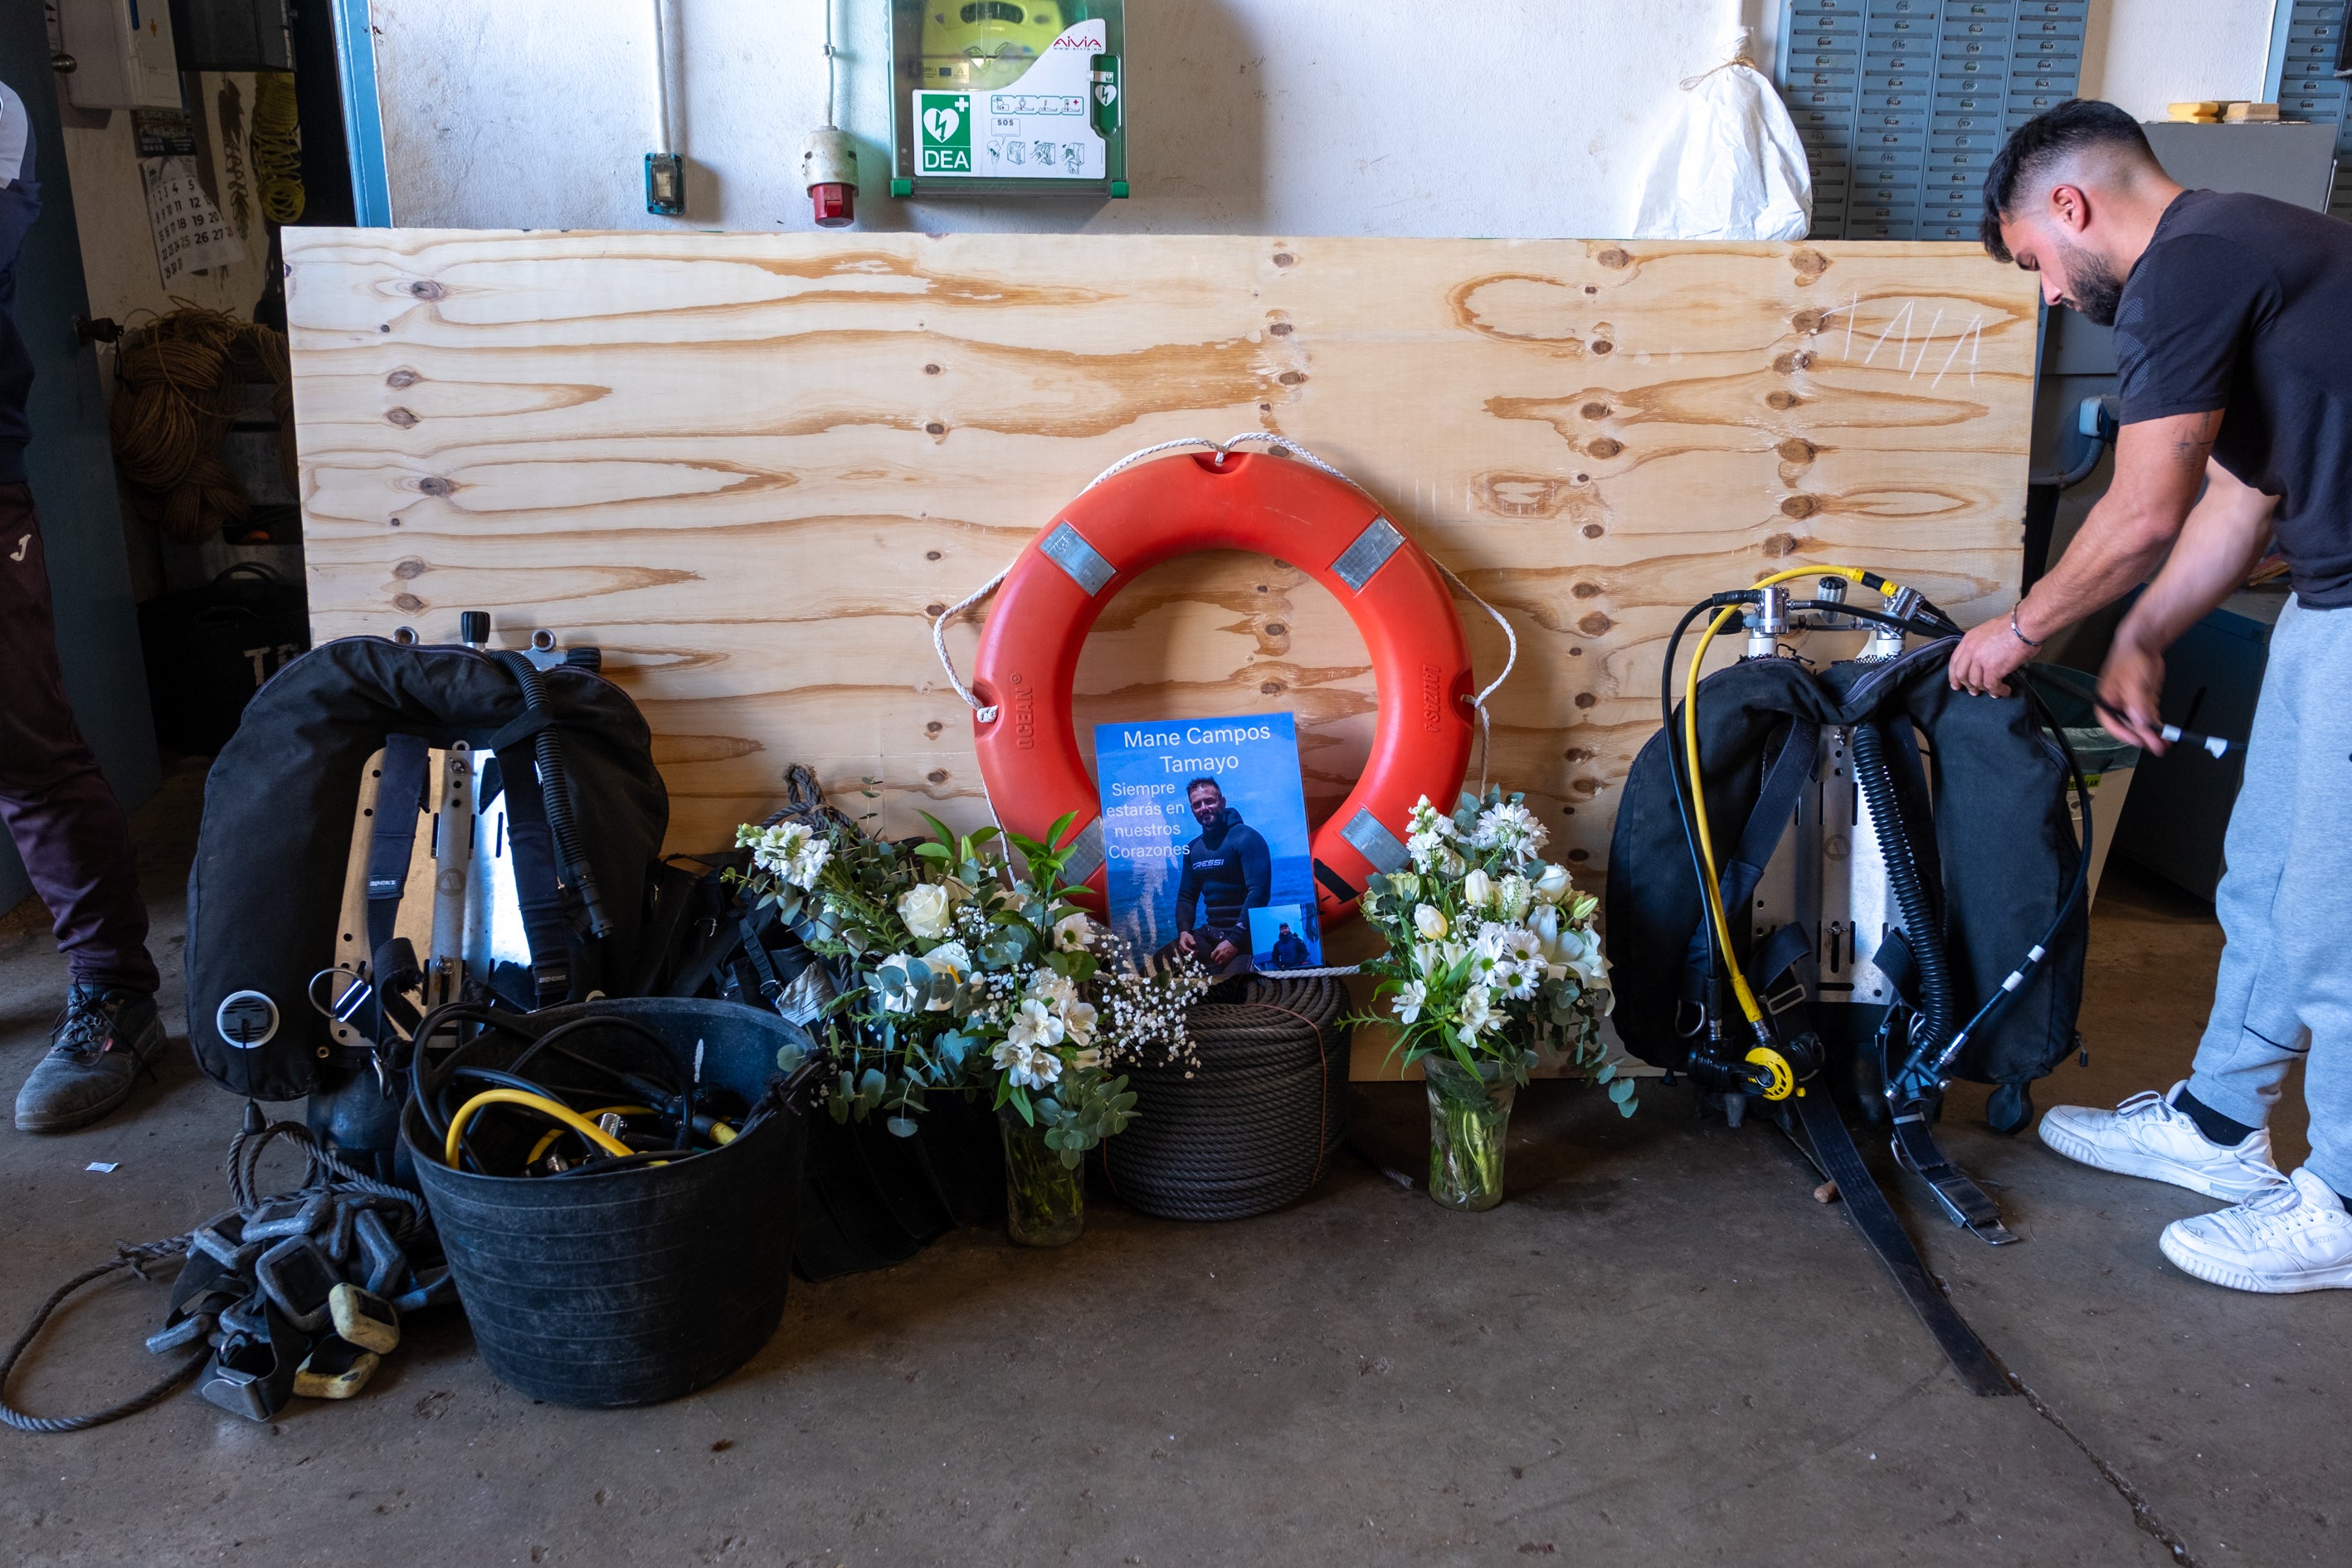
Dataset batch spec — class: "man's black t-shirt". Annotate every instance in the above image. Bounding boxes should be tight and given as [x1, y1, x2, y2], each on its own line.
[2114, 189, 2352, 606]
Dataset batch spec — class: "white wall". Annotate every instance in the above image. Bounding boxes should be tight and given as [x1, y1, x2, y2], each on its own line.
[2079, 0, 2279, 119]
[374, 0, 1765, 236]
[368, 0, 2293, 239]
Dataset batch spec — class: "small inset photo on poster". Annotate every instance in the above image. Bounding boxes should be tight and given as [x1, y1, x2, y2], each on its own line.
[1248, 903, 1320, 971]
[1093, 713, 1320, 981]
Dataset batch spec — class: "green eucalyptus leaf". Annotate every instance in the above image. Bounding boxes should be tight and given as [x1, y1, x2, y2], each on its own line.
[1608, 1076, 1636, 1103]
[885, 1115, 918, 1137]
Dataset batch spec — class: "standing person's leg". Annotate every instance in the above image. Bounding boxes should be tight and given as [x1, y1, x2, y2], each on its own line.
[0, 482, 163, 1132]
[2035, 601, 2306, 1200]
[2160, 600, 2352, 1291]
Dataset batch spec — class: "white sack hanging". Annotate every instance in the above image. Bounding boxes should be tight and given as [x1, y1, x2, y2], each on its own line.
[1629, 27, 1813, 241]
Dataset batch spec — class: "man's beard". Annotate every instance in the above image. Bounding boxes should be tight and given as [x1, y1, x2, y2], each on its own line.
[2052, 235, 2126, 325]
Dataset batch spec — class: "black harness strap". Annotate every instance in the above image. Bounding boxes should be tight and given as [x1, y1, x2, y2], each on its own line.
[1794, 1089, 2014, 1396]
[1683, 718, 1820, 991]
[491, 754, 576, 1005]
[364, 735, 431, 955]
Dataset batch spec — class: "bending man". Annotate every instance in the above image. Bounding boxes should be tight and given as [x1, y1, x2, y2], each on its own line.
[1951, 100, 2352, 1293]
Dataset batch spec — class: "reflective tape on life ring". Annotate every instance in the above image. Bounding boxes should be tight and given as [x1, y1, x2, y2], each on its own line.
[969, 451, 1475, 927]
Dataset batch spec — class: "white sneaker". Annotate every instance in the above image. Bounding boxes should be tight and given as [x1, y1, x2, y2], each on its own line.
[2037, 1081, 2282, 1201]
[2160, 1168, 2352, 1293]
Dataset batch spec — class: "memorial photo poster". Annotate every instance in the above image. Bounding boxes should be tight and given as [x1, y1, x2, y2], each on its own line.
[1093, 714, 1322, 979]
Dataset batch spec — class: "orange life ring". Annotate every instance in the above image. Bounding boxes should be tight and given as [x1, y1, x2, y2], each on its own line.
[967, 450, 1475, 927]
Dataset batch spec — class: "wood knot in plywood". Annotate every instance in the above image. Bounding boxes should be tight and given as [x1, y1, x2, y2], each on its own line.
[1570, 777, 1603, 796]
[1595, 247, 1630, 269]
[1567, 848, 1590, 862]
[1581, 523, 1605, 538]
[385, 368, 419, 389]
[1573, 692, 1598, 709]
[1765, 391, 1801, 411]
[1590, 339, 1614, 355]
[1772, 350, 1814, 374]
[415, 475, 455, 497]
[1268, 321, 1293, 336]
[1585, 437, 1623, 459]
[1762, 533, 1814, 558]
[407, 280, 445, 299]
[924, 363, 942, 374]
[1580, 402, 1609, 420]
[1478, 475, 1570, 518]
[1272, 251, 1295, 267]
[1259, 679, 1283, 695]
[393, 592, 426, 613]
[1578, 612, 1612, 637]
[1789, 249, 1829, 280]
[1570, 581, 1601, 600]
[392, 558, 428, 580]
[926, 602, 948, 617]
[1792, 309, 1826, 334]
[924, 421, 947, 437]
[1776, 438, 1818, 464]
[386, 407, 417, 427]
[1780, 494, 1819, 519]
[1276, 371, 1307, 385]
[1562, 746, 1595, 762]
[927, 769, 949, 785]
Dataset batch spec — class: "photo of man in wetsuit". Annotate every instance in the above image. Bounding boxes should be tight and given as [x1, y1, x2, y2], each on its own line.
[1267, 922, 1310, 970]
[1171, 777, 1269, 977]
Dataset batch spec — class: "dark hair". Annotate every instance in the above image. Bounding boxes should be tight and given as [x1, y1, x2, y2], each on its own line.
[1186, 776, 1223, 796]
[1278, 923, 1291, 932]
[1980, 99, 2156, 261]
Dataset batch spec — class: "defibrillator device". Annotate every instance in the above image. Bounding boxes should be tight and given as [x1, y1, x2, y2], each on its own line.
[890, 0, 1127, 199]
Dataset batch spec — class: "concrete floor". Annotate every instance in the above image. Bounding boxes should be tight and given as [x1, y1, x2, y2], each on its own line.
[1, 762, 2342, 1567]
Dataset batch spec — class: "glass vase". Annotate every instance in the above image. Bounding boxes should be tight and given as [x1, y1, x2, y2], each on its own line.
[1001, 1117, 1085, 1247]
[1419, 1055, 1518, 1212]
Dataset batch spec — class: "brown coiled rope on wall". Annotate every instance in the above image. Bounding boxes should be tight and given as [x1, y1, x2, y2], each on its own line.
[107, 305, 295, 543]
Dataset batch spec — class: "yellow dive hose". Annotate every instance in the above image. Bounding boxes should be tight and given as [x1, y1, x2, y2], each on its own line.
[446, 1089, 636, 1168]
[1681, 565, 1909, 1035]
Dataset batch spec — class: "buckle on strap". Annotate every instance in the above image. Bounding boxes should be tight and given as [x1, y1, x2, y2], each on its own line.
[1890, 1109, 2018, 1244]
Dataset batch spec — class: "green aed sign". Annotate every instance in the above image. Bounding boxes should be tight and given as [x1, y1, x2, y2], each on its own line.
[918, 93, 972, 173]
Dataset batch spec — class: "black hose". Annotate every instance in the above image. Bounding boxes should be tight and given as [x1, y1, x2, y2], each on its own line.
[1851, 721, 1954, 1074]
[494, 650, 612, 937]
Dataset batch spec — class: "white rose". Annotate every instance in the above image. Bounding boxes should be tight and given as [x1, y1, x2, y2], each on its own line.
[1414, 903, 1449, 941]
[1052, 911, 1095, 952]
[1532, 863, 1575, 905]
[897, 882, 956, 940]
[1463, 869, 1493, 913]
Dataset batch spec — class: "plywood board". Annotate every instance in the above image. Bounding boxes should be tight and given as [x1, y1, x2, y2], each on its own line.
[285, 231, 2037, 991]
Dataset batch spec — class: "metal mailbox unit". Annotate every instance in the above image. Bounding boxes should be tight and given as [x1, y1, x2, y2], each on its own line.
[1776, 0, 2087, 240]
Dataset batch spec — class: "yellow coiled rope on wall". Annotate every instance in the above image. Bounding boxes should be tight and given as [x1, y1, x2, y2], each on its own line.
[251, 71, 305, 226]
[108, 305, 295, 543]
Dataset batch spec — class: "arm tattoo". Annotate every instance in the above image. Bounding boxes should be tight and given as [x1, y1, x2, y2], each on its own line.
[2171, 411, 2222, 470]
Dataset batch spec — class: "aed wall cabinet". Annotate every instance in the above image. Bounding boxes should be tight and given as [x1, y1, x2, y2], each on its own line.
[889, 1, 1128, 199]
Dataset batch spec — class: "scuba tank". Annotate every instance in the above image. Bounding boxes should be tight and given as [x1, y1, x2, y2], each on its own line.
[1605, 568, 2092, 1394]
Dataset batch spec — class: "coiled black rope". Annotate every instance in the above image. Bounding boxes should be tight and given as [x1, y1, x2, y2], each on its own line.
[1098, 977, 1351, 1221]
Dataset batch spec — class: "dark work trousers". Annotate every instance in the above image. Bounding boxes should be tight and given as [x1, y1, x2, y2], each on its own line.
[0, 481, 156, 992]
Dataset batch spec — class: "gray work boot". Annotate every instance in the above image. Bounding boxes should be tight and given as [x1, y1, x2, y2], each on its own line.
[14, 984, 167, 1132]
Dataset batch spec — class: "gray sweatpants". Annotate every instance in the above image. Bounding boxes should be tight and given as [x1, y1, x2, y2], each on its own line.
[2188, 596, 2352, 1192]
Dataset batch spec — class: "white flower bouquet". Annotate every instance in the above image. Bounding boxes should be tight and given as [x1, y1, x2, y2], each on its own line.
[1347, 787, 1627, 1209]
[735, 804, 1206, 1177]
[1352, 789, 1619, 1090]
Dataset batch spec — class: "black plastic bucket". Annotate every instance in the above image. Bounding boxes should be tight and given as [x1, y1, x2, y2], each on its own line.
[404, 998, 809, 1406]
